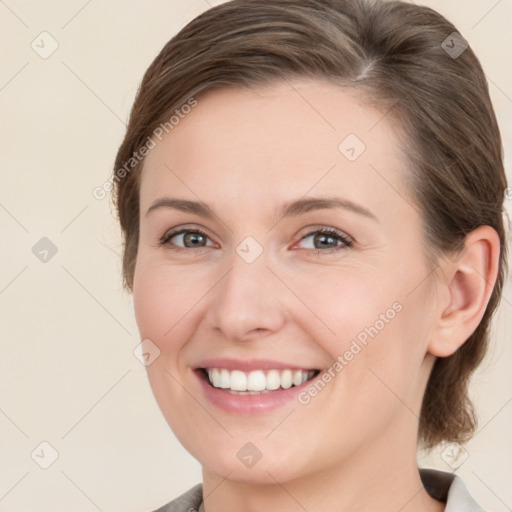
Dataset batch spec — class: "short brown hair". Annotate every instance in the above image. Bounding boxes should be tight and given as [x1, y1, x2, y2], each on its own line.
[112, 0, 509, 450]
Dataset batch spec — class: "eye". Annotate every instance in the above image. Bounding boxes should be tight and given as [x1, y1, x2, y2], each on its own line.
[158, 225, 352, 254]
[294, 227, 353, 254]
[159, 227, 215, 251]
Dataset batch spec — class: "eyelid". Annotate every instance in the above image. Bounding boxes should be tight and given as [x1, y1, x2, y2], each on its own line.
[159, 224, 216, 248]
[159, 224, 353, 253]
[293, 225, 353, 246]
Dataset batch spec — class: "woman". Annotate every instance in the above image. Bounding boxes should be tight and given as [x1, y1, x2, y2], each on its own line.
[112, 0, 508, 510]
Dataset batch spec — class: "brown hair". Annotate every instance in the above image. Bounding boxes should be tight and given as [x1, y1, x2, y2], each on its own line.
[111, 0, 508, 450]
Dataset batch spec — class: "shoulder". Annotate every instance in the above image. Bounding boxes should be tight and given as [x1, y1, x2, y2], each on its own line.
[148, 473, 489, 512]
[149, 483, 203, 512]
[420, 468, 487, 511]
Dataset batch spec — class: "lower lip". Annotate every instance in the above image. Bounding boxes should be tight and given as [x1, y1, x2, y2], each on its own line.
[194, 370, 318, 415]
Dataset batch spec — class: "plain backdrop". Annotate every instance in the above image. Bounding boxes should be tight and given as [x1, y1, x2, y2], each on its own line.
[0, 1, 511, 511]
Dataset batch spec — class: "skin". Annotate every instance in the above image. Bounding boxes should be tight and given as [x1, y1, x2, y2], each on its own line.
[132, 78, 500, 512]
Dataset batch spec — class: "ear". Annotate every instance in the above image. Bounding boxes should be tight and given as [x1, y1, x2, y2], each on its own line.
[428, 225, 501, 358]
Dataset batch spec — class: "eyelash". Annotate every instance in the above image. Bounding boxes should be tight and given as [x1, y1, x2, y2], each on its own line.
[158, 226, 353, 255]
[299, 227, 353, 254]
[158, 227, 212, 254]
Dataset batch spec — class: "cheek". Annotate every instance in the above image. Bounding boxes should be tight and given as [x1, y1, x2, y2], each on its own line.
[287, 265, 397, 354]
[133, 267, 171, 342]
[133, 258, 207, 340]
[132, 261, 201, 426]
[291, 262, 432, 399]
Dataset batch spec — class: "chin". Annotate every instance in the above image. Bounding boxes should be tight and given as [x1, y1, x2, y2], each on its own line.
[201, 457, 305, 485]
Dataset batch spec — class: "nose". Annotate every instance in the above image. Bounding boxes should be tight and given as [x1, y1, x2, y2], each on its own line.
[205, 248, 287, 342]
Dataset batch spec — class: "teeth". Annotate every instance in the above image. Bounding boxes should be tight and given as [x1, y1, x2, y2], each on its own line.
[206, 368, 317, 392]
[230, 370, 247, 391]
[219, 369, 230, 388]
[266, 370, 281, 390]
[281, 369, 292, 389]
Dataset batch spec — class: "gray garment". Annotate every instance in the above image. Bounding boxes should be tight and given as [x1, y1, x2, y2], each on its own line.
[150, 468, 486, 512]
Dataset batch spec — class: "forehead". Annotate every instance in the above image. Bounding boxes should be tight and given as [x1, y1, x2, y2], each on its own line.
[140, 78, 411, 216]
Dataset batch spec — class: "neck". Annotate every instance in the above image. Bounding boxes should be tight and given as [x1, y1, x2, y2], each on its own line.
[200, 422, 445, 512]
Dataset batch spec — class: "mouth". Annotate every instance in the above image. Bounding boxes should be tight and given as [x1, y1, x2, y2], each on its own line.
[199, 367, 321, 395]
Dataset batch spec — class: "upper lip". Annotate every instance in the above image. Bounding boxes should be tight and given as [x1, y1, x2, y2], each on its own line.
[194, 358, 320, 372]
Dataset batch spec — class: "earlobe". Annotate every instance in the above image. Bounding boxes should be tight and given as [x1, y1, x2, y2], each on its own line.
[427, 225, 501, 358]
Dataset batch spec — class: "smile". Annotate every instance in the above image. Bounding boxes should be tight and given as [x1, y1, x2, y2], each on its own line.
[203, 368, 320, 394]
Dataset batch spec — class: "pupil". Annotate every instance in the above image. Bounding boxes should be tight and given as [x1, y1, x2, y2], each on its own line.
[315, 233, 337, 248]
[185, 232, 205, 247]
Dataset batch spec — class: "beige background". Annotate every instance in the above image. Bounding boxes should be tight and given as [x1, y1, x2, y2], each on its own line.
[0, 1, 511, 511]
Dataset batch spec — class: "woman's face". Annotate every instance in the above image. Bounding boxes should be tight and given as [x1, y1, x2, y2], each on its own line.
[133, 79, 440, 483]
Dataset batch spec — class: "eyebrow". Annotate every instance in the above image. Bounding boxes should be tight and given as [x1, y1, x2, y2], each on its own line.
[145, 196, 377, 222]
[280, 196, 377, 221]
[145, 198, 215, 219]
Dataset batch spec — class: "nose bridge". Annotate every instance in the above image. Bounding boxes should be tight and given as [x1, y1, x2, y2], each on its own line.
[207, 242, 285, 340]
